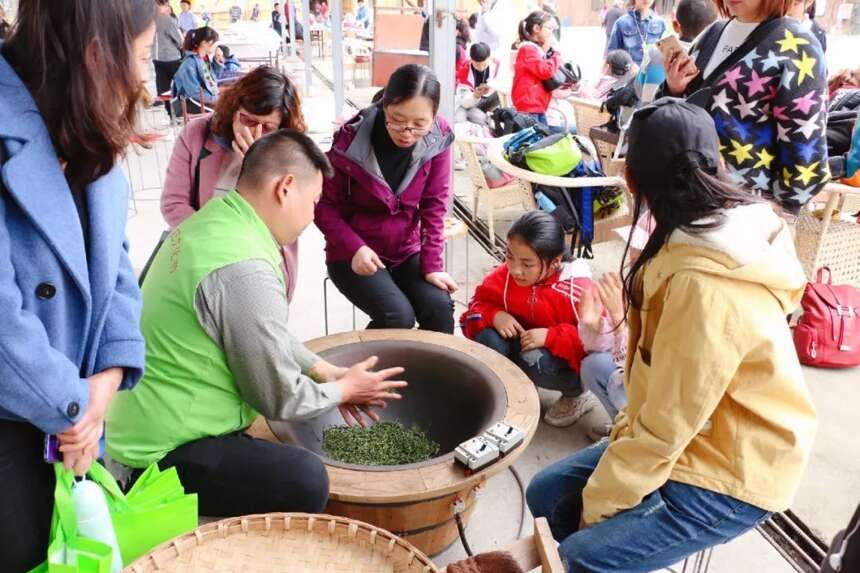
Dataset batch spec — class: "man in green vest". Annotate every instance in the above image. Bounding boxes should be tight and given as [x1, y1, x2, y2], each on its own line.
[106, 130, 407, 516]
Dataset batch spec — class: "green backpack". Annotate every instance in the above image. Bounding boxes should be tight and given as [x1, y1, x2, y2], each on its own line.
[506, 128, 583, 176]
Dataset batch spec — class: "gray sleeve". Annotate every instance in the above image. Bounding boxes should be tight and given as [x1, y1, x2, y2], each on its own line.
[195, 260, 342, 421]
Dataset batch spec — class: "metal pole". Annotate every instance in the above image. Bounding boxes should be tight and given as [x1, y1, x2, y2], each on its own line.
[302, 0, 312, 93]
[331, 0, 344, 120]
[288, 1, 297, 57]
[428, 0, 456, 125]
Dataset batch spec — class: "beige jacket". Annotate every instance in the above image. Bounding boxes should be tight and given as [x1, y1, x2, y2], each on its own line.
[582, 204, 818, 525]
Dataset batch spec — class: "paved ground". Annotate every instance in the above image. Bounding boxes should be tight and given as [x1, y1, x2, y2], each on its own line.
[122, 27, 860, 570]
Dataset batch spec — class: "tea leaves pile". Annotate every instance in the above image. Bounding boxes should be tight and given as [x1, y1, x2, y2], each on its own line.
[322, 421, 440, 465]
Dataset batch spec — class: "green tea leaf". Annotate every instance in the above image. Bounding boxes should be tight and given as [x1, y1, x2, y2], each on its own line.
[322, 421, 440, 465]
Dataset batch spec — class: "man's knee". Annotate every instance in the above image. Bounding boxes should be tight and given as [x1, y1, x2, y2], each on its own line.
[281, 448, 329, 513]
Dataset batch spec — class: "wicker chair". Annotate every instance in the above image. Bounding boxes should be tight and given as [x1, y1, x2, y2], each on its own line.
[795, 182, 860, 287]
[457, 135, 536, 240]
[569, 96, 611, 140]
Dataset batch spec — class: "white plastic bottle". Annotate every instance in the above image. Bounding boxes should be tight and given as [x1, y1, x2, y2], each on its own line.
[71, 479, 123, 573]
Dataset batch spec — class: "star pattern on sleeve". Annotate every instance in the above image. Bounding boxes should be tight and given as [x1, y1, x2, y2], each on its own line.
[699, 22, 828, 212]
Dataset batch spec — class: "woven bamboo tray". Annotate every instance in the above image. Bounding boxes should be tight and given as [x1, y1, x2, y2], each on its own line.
[126, 513, 440, 573]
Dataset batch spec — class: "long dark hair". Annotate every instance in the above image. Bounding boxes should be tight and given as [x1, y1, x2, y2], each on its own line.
[518, 10, 552, 43]
[3, 0, 157, 187]
[212, 66, 306, 141]
[621, 161, 762, 310]
[382, 64, 441, 114]
[507, 211, 569, 277]
[184, 26, 218, 52]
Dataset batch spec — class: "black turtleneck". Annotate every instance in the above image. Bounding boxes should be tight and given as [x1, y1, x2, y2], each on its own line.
[372, 110, 415, 193]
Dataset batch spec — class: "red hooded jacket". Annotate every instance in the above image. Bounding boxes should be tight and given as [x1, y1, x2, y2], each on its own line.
[512, 42, 560, 114]
[460, 263, 590, 372]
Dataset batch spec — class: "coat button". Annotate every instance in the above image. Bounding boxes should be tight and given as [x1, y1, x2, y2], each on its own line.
[66, 402, 80, 418]
[36, 283, 57, 300]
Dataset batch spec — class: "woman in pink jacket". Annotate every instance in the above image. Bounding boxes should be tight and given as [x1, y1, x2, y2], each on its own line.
[161, 66, 305, 298]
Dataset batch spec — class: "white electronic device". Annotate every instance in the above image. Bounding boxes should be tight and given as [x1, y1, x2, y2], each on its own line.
[481, 422, 525, 455]
[454, 436, 500, 472]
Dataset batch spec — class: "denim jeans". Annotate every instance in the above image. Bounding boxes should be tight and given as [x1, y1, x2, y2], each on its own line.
[474, 328, 583, 397]
[580, 352, 627, 419]
[527, 441, 771, 572]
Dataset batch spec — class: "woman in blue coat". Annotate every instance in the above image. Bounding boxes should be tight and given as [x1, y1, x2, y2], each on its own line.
[0, 1, 153, 570]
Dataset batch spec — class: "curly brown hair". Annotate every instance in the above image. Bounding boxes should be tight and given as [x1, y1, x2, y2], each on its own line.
[211, 66, 306, 142]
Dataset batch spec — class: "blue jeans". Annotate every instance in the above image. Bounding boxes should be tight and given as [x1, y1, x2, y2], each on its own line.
[474, 328, 583, 397]
[527, 112, 577, 135]
[527, 441, 771, 572]
[580, 352, 627, 419]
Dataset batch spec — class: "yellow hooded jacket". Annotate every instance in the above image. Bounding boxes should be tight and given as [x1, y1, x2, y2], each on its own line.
[582, 204, 818, 525]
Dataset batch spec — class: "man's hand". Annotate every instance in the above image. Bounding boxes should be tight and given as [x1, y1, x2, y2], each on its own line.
[351, 246, 386, 276]
[338, 355, 406, 409]
[310, 360, 348, 383]
[520, 328, 548, 352]
[493, 311, 524, 339]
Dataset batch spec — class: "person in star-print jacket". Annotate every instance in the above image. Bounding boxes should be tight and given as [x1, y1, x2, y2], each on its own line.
[661, 0, 829, 215]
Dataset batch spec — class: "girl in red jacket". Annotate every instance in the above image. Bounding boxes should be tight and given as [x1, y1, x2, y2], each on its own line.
[512, 11, 561, 128]
[461, 212, 598, 427]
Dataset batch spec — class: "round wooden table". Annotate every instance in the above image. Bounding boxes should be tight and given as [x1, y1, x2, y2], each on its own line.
[254, 329, 541, 556]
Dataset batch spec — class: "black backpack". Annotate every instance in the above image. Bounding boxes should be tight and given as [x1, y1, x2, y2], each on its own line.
[600, 78, 639, 133]
[490, 107, 538, 137]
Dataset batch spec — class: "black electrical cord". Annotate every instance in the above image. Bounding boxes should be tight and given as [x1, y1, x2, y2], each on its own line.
[509, 465, 527, 540]
[455, 512, 474, 557]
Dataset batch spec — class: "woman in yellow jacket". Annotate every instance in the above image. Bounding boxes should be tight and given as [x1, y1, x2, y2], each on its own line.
[526, 98, 817, 572]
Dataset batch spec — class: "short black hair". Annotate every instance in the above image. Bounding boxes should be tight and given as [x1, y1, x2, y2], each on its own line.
[675, 0, 718, 40]
[218, 44, 232, 58]
[180, 0, 191, 5]
[468, 12, 478, 29]
[237, 129, 334, 191]
[470, 42, 491, 62]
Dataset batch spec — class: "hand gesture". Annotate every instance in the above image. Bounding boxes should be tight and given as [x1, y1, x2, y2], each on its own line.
[665, 52, 699, 96]
[596, 272, 625, 326]
[337, 356, 407, 426]
[58, 368, 123, 476]
[231, 122, 264, 157]
[579, 286, 605, 334]
[351, 245, 386, 276]
[425, 271, 458, 293]
[493, 311, 524, 339]
[520, 328, 548, 352]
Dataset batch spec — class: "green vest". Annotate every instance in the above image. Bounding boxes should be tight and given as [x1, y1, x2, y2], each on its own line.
[106, 191, 284, 468]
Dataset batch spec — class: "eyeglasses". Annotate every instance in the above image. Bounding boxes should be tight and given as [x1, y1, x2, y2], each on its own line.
[385, 120, 431, 137]
[238, 111, 280, 134]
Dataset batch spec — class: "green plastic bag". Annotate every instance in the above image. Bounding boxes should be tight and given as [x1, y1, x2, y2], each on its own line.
[29, 465, 115, 573]
[523, 133, 582, 176]
[86, 463, 198, 565]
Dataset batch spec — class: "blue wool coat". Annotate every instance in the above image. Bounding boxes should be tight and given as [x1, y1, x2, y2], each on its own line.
[0, 53, 145, 435]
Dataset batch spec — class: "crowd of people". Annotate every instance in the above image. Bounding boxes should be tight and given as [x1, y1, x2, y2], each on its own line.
[1, 0, 858, 572]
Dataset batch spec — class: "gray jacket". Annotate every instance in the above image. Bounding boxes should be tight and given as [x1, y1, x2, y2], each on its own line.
[154, 13, 183, 62]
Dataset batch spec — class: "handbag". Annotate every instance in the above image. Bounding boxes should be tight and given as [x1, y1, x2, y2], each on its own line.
[794, 267, 860, 368]
[504, 126, 583, 177]
[542, 62, 582, 92]
[29, 465, 116, 573]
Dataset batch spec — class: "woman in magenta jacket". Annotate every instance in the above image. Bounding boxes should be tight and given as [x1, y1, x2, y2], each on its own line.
[315, 65, 458, 333]
[161, 66, 304, 298]
[512, 11, 561, 126]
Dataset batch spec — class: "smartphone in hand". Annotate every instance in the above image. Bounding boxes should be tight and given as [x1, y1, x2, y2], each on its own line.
[657, 35, 684, 65]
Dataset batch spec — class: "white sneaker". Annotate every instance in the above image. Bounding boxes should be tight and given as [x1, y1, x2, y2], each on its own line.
[543, 393, 597, 428]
